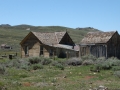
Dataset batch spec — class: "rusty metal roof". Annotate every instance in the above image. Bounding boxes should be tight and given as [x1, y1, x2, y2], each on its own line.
[81, 31, 116, 44]
[32, 32, 66, 45]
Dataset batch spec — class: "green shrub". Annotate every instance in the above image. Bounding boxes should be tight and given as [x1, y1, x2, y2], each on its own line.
[32, 64, 43, 70]
[20, 60, 30, 70]
[0, 81, 5, 90]
[90, 66, 101, 72]
[41, 58, 52, 65]
[67, 57, 82, 66]
[94, 57, 120, 70]
[55, 63, 64, 70]
[5, 59, 30, 70]
[28, 57, 41, 64]
[95, 61, 112, 70]
[114, 71, 120, 78]
[112, 66, 120, 71]
[95, 57, 106, 69]
[52, 61, 59, 66]
[82, 54, 96, 61]
[107, 57, 120, 66]
[57, 59, 66, 65]
[0, 64, 5, 74]
[82, 59, 94, 65]
[95, 57, 106, 65]
[19, 74, 28, 78]
[20, 64, 29, 70]
[5, 61, 13, 68]
[95, 57, 113, 70]
[101, 62, 112, 70]
[5, 59, 20, 68]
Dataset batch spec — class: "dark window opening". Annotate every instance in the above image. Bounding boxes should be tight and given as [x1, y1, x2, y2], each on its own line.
[25, 46, 29, 55]
[40, 45, 43, 55]
[58, 52, 66, 58]
[49, 49, 53, 56]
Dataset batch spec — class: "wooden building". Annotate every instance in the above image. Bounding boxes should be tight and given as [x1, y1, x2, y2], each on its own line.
[1, 44, 12, 50]
[80, 31, 120, 59]
[20, 31, 79, 58]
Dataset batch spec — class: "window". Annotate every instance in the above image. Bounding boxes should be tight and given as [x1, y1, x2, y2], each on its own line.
[40, 45, 43, 55]
[25, 46, 29, 55]
[49, 49, 53, 56]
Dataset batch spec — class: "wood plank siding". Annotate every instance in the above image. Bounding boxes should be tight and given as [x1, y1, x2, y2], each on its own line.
[21, 32, 41, 58]
[80, 31, 120, 59]
[107, 32, 120, 58]
[80, 45, 106, 58]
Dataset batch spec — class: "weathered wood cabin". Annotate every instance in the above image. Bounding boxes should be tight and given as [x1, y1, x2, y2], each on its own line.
[80, 31, 120, 59]
[1, 44, 12, 50]
[20, 31, 79, 58]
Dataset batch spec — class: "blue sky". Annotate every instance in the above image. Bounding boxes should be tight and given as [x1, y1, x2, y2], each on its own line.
[0, 0, 120, 32]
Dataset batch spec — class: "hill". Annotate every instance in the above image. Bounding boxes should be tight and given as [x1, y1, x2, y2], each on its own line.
[0, 24, 100, 53]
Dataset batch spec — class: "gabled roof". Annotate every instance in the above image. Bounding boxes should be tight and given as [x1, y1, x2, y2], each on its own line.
[32, 32, 66, 45]
[80, 31, 117, 44]
[20, 31, 66, 45]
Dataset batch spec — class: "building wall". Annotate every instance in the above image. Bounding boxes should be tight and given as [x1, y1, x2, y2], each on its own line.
[43, 45, 54, 58]
[80, 45, 107, 58]
[90, 45, 106, 58]
[107, 32, 120, 58]
[21, 43, 56, 58]
[80, 45, 90, 56]
[21, 33, 41, 58]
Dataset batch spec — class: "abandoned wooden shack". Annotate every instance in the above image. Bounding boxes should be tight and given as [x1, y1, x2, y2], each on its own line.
[80, 31, 120, 59]
[20, 31, 79, 58]
[1, 44, 12, 50]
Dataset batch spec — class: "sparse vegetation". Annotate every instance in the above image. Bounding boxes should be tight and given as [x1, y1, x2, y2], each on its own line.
[66, 57, 82, 66]
[114, 71, 120, 78]
[28, 57, 41, 64]
[0, 64, 5, 74]
[82, 59, 94, 65]
[41, 58, 52, 65]
[55, 63, 65, 70]
[1, 25, 120, 89]
[0, 55, 120, 90]
[32, 64, 43, 70]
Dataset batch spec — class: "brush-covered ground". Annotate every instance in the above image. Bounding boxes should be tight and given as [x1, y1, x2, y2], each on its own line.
[0, 55, 120, 90]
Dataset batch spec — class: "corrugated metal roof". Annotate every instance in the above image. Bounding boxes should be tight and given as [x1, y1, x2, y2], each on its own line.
[32, 32, 66, 45]
[81, 31, 116, 44]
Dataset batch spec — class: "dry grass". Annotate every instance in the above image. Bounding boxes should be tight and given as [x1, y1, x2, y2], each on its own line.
[0, 64, 120, 90]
